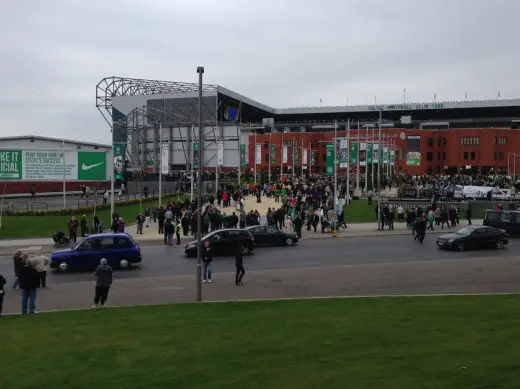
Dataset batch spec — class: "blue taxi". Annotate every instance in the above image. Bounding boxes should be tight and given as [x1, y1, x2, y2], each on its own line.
[50, 233, 142, 272]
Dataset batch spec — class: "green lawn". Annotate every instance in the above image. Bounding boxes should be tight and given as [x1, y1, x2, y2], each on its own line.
[0, 197, 172, 239]
[344, 199, 485, 223]
[1, 295, 519, 389]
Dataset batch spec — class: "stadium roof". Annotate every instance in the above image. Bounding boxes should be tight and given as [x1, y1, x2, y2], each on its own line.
[97, 76, 520, 119]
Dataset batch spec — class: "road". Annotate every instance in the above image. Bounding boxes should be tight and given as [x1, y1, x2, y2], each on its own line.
[1, 235, 517, 285]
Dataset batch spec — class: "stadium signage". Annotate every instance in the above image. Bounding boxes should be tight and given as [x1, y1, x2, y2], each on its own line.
[367, 103, 444, 111]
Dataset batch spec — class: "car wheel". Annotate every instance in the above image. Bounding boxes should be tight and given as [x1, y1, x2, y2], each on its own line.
[285, 237, 293, 246]
[456, 241, 465, 252]
[239, 244, 250, 255]
[58, 261, 69, 272]
[119, 258, 130, 269]
[496, 240, 505, 250]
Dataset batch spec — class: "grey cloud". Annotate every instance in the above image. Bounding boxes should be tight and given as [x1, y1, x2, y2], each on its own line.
[0, 0, 518, 143]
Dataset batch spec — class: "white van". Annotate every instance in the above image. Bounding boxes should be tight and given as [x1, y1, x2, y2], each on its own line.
[461, 186, 511, 201]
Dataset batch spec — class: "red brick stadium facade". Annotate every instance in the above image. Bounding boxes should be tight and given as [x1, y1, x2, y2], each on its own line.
[249, 127, 520, 176]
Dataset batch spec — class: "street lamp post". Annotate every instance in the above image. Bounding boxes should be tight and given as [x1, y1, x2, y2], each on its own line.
[196, 66, 204, 302]
[377, 109, 382, 230]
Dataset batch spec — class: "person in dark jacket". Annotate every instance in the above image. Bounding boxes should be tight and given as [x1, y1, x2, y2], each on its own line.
[165, 220, 174, 246]
[93, 258, 113, 308]
[0, 272, 6, 316]
[12, 249, 25, 289]
[202, 241, 213, 283]
[234, 247, 245, 286]
[18, 255, 39, 314]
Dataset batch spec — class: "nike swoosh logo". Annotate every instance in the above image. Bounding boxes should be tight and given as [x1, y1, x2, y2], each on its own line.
[82, 162, 104, 171]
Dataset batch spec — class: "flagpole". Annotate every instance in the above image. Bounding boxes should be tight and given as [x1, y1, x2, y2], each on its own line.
[356, 121, 360, 195]
[371, 126, 375, 191]
[301, 136, 304, 178]
[334, 119, 338, 210]
[268, 132, 272, 183]
[292, 136, 295, 177]
[346, 119, 350, 206]
[254, 130, 257, 185]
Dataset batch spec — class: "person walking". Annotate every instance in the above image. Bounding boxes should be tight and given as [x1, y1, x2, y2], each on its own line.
[31, 255, 50, 288]
[93, 258, 113, 308]
[165, 220, 174, 246]
[202, 241, 213, 283]
[12, 249, 25, 289]
[175, 222, 182, 246]
[234, 247, 246, 286]
[0, 272, 6, 317]
[19, 254, 39, 314]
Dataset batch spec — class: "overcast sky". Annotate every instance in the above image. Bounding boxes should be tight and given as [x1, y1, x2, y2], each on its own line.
[1, 0, 518, 144]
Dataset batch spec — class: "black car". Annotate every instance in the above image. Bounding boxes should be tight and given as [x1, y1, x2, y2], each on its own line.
[184, 229, 255, 257]
[436, 226, 508, 251]
[245, 225, 299, 247]
[483, 210, 520, 236]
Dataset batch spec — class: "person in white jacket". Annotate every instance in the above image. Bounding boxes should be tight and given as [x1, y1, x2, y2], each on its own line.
[28, 255, 50, 288]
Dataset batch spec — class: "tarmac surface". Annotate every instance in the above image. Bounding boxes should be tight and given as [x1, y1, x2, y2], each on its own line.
[1, 235, 518, 314]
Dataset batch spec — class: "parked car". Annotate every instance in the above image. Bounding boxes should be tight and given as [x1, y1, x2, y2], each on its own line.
[185, 229, 255, 257]
[50, 233, 142, 272]
[483, 210, 520, 236]
[436, 226, 508, 251]
[245, 225, 299, 246]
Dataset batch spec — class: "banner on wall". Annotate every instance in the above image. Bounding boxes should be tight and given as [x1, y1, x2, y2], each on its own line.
[255, 144, 262, 165]
[350, 141, 358, 165]
[325, 144, 335, 176]
[293, 147, 299, 165]
[239, 144, 246, 166]
[373, 144, 379, 163]
[339, 139, 349, 168]
[390, 150, 395, 165]
[270, 145, 276, 165]
[217, 141, 224, 166]
[0, 149, 108, 181]
[383, 147, 388, 164]
[359, 143, 367, 166]
[406, 135, 421, 166]
[310, 150, 316, 166]
[282, 145, 288, 164]
[367, 143, 373, 165]
[160, 144, 169, 174]
[302, 148, 308, 166]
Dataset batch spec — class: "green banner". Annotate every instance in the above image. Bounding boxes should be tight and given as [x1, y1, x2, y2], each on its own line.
[113, 143, 125, 181]
[311, 151, 316, 166]
[193, 143, 199, 169]
[293, 147, 299, 165]
[367, 143, 373, 164]
[0, 150, 22, 180]
[239, 144, 246, 166]
[78, 152, 107, 181]
[350, 142, 358, 165]
[325, 144, 334, 176]
[270, 145, 276, 164]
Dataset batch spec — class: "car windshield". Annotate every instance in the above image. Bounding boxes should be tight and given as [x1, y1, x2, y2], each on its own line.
[455, 227, 475, 236]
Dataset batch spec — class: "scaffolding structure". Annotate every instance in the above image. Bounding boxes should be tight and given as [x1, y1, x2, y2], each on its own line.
[95, 77, 242, 183]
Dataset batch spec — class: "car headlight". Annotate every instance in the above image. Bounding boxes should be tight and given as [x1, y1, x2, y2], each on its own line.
[186, 244, 195, 249]
[447, 239, 454, 244]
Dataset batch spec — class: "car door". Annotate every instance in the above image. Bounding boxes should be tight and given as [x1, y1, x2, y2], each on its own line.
[95, 236, 118, 267]
[72, 238, 96, 270]
[264, 226, 284, 245]
[113, 236, 135, 263]
[509, 213, 520, 236]
[250, 226, 267, 245]
[471, 228, 491, 250]
[208, 231, 226, 256]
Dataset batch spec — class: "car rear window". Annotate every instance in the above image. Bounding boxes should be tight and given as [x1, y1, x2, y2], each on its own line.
[485, 211, 501, 221]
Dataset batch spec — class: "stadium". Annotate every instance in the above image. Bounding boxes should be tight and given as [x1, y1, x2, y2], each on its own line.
[96, 77, 520, 181]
